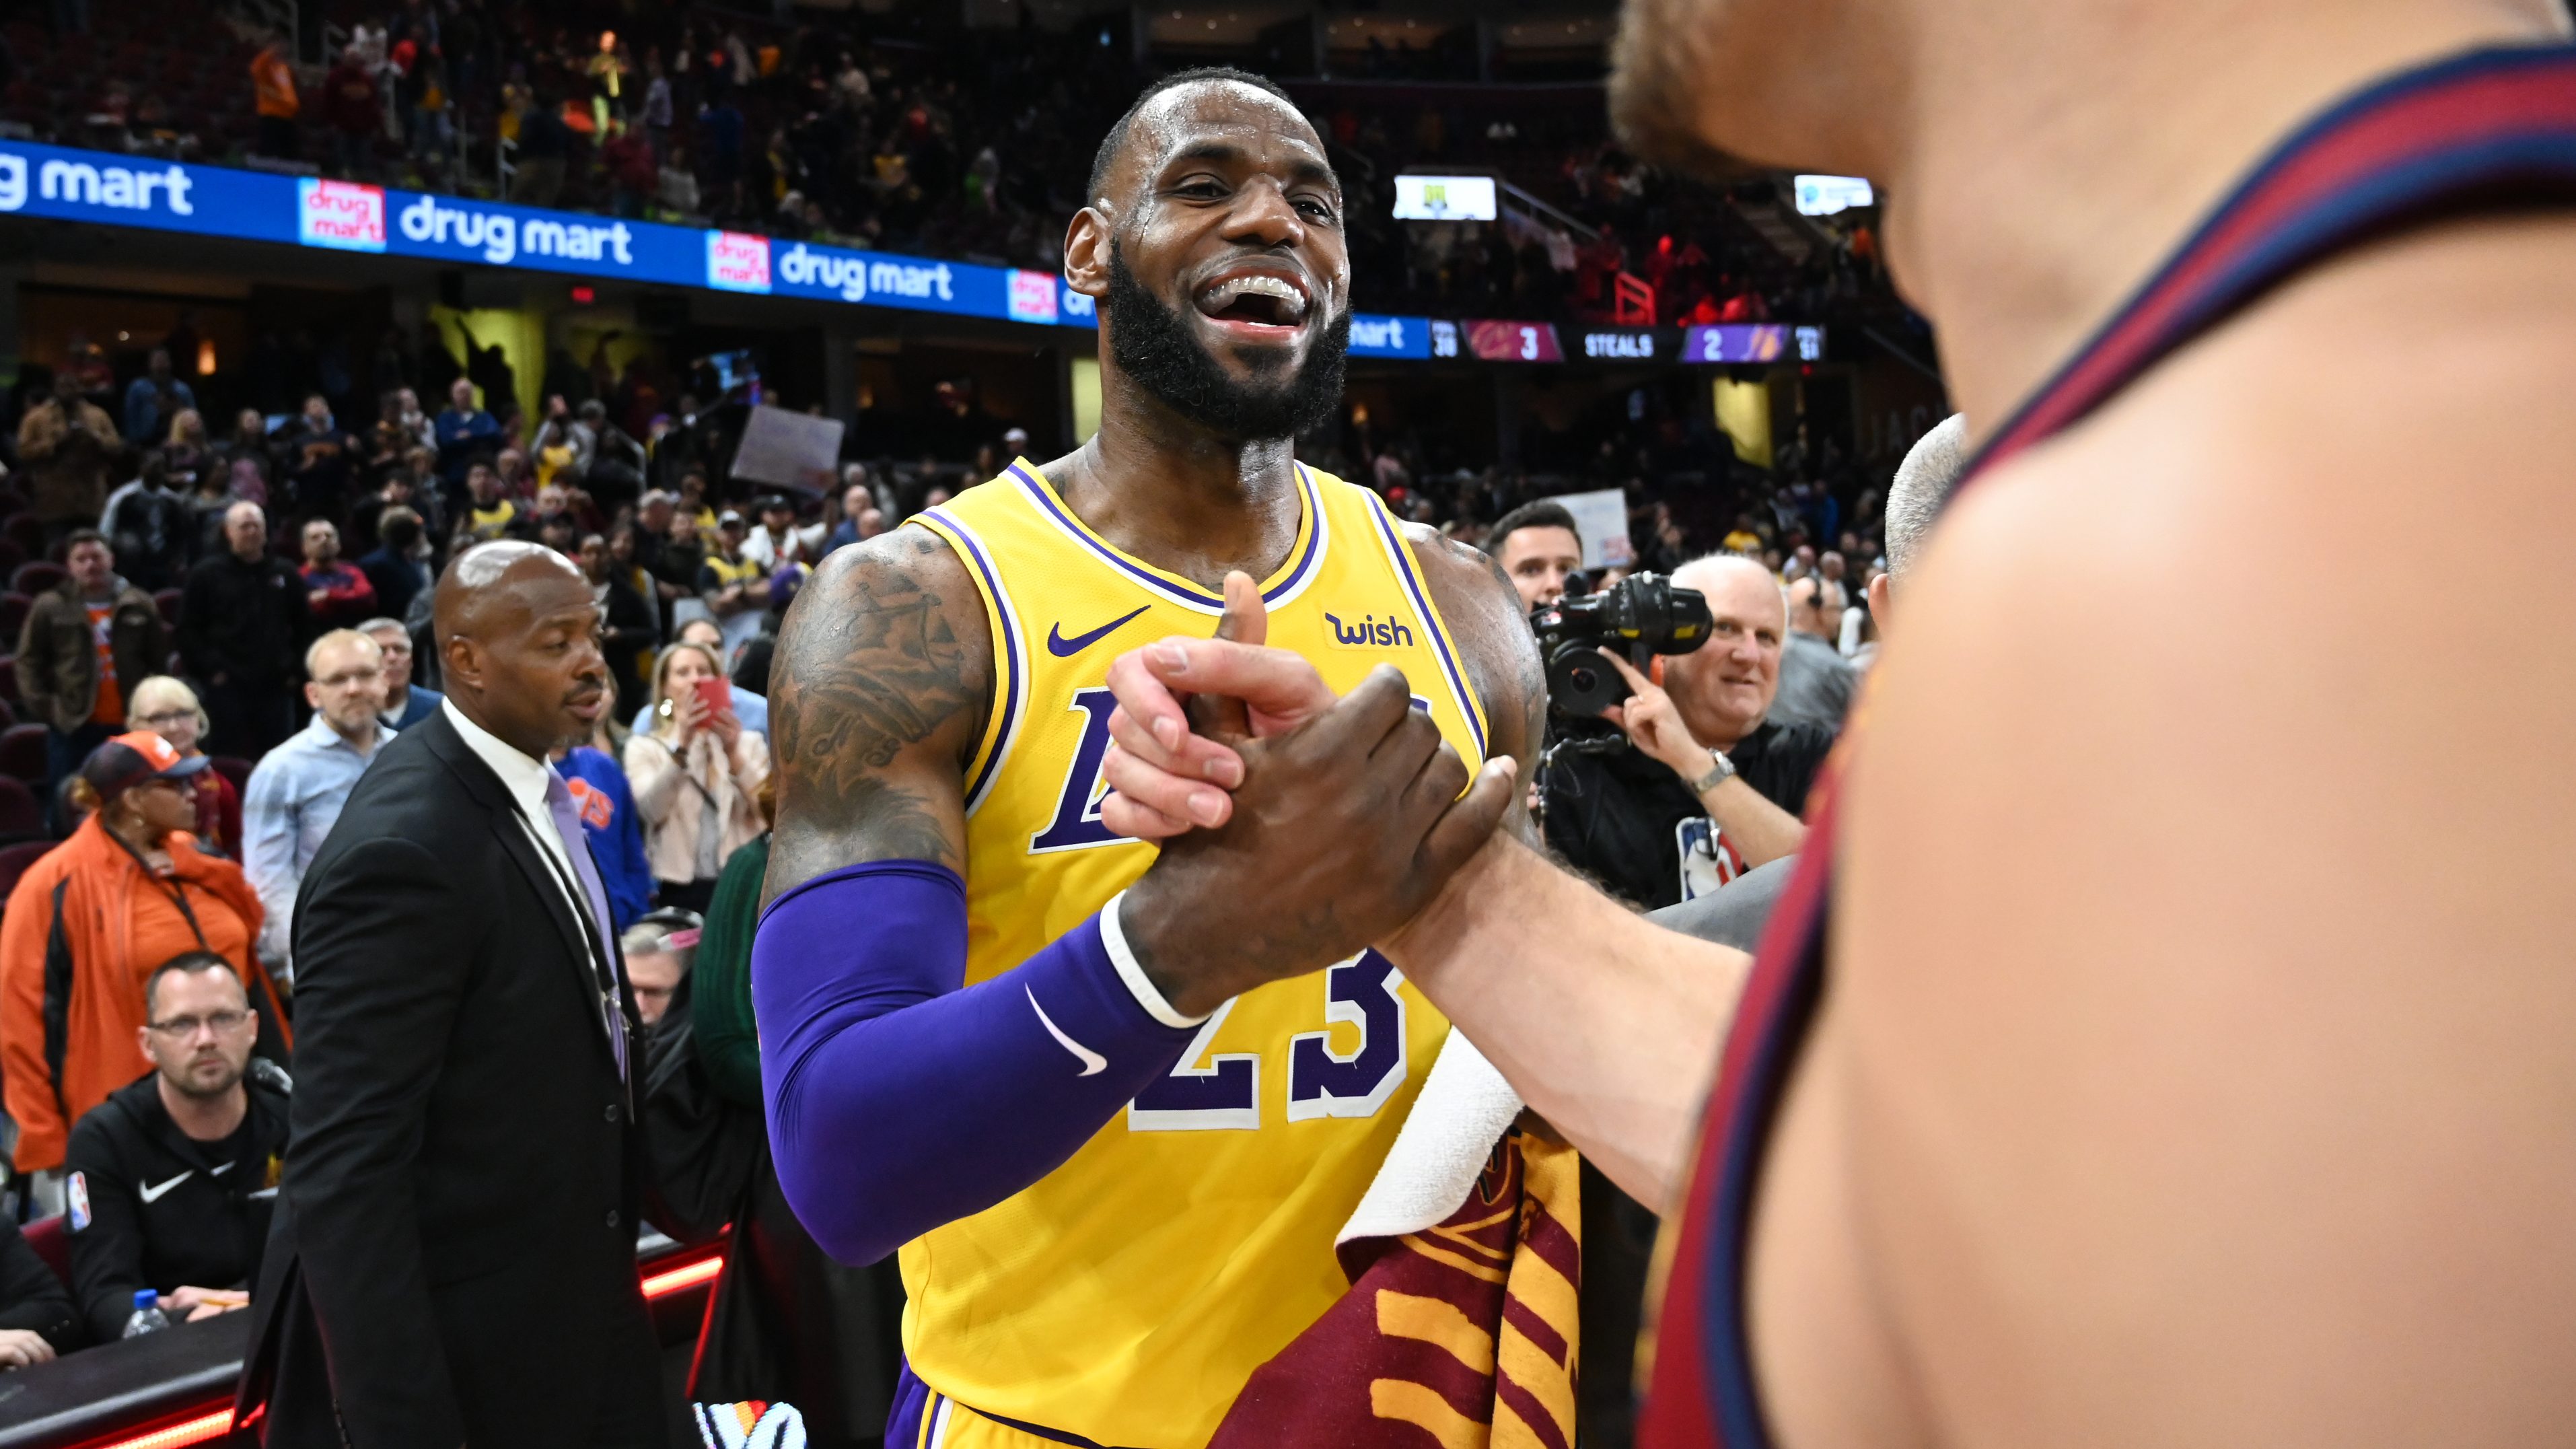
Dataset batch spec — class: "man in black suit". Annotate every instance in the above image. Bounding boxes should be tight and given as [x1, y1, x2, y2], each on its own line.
[238, 540, 664, 1447]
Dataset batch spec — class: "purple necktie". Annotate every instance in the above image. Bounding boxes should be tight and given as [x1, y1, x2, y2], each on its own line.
[544, 768, 629, 1082]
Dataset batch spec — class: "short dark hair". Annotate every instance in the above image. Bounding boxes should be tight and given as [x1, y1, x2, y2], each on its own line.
[145, 950, 244, 1018]
[62, 527, 109, 556]
[1485, 501, 1582, 558]
[1088, 67, 1303, 204]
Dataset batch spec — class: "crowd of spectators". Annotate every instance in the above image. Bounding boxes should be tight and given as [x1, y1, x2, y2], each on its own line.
[1, 0, 1901, 332]
[0, 310, 933, 1370]
[0, 287, 1921, 1388]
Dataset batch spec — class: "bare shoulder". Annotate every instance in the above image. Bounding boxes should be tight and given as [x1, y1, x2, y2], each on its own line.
[1401, 520, 1545, 768]
[765, 528, 997, 894]
[1793, 217, 2576, 1441]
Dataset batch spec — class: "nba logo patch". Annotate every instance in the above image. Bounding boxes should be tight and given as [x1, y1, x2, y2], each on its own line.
[67, 1171, 90, 1231]
[692, 1400, 804, 1449]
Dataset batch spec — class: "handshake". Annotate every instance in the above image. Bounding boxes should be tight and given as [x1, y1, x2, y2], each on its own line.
[1103, 574, 1520, 1020]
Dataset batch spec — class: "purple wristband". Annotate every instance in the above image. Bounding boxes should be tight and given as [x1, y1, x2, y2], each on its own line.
[752, 859, 1198, 1264]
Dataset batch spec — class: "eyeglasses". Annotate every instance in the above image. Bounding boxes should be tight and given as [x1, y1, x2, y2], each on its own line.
[147, 1009, 250, 1037]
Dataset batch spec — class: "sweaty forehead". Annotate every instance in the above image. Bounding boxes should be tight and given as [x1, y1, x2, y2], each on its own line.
[1120, 82, 1329, 190]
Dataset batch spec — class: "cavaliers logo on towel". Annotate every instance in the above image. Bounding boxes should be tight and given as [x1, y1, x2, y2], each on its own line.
[1211, 1127, 1582, 1448]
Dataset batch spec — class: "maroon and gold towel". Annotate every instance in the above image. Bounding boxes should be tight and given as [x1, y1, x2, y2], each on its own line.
[1212, 1126, 1581, 1448]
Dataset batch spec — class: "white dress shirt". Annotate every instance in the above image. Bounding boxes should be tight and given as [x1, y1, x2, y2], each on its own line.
[441, 699, 591, 940]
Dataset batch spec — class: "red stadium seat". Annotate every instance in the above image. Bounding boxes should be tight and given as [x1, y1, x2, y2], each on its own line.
[0, 538, 28, 577]
[4, 516, 42, 559]
[0, 723, 48, 783]
[154, 588, 182, 629]
[0, 592, 29, 644]
[11, 561, 64, 596]
[209, 756, 252, 796]
[19, 1213, 69, 1288]
[0, 776, 44, 841]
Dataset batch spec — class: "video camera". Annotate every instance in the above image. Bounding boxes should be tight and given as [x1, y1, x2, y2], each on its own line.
[1528, 571, 1714, 719]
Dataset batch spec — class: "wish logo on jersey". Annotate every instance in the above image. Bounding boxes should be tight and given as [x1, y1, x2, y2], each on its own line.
[1323, 610, 1417, 649]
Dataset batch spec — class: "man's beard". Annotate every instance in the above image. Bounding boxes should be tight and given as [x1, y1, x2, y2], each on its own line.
[1103, 244, 1350, 445]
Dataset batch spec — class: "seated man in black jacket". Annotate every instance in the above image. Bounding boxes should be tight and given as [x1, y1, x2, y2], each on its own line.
[0, 1217, 75, 1366]
[65, 951, 289, 1344]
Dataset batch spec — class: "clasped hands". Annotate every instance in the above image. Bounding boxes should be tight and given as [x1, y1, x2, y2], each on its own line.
[1105, 575, 1515, 1018]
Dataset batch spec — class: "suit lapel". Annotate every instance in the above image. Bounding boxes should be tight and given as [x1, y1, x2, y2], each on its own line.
[418, 713, 616, 1071]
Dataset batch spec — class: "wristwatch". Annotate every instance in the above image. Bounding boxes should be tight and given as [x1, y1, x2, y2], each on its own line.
[1688, 749, 1737, 795]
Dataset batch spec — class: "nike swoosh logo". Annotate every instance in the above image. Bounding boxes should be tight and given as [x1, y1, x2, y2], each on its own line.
[1046, 605, 1152, 658]
[138, 1172, 192, 1203]
[1026, 985, 1106, 1076]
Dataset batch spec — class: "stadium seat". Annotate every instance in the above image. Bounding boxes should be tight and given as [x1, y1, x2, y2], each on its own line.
[0, 592, 28, 643]
[0, 538, 28, 577]
[153, 588, 181, 629]
[0, 775, 44, 841]
[18, 1213, 68, 1288]
[0, 723, 48, 783]
[4, 516, 42, 559]
[11, 561, 64, 596]
[209, 756, 252, 796]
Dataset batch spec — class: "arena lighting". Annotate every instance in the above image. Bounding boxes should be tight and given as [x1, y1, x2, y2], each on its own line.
[82, 1255, 727, 1449]
[643, 1251, 727, 1297]
[92, 1407, 237, 1449]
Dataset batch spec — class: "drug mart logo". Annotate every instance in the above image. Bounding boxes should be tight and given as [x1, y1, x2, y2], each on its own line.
[1006, 269, 1059, 324]
[1351, 316, 1408, 352]
[707, 231, 772, 293]
[297, 178, 386, 252]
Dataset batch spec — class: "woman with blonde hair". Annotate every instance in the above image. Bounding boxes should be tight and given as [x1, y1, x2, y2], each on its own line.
[624, 641, 766, 914]
[127, 675, 239, 857]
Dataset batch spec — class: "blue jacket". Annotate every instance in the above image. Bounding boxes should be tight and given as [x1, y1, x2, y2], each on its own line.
[554, 746, 653, 933]
[388, 684, 441, 732]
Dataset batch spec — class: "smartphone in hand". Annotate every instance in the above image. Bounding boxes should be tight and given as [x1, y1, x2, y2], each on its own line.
[694, 676, 734, 723]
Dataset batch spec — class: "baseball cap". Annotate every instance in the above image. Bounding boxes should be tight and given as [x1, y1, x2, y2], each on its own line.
[717, 508, 745, 527]
[758, 493, 794, 514]
[82, 731, 210, 802]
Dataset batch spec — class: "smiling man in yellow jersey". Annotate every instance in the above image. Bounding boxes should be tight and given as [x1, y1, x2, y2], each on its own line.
[750, 67, 1539, 1449]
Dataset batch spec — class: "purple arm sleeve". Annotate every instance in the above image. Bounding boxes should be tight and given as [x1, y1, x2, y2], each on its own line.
[752, 859, 1200, 1265]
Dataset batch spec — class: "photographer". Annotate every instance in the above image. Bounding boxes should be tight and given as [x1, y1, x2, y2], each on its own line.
[1539, 555, 1834, 910]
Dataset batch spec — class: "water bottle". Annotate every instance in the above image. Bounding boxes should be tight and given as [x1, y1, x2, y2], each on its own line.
[120, 1288, 169, 1339]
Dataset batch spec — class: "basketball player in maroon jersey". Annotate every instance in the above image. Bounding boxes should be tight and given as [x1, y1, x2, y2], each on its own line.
[1094, 0, 2576, 1442]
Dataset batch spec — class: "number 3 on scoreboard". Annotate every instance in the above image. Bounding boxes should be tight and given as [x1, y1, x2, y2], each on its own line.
[1125, 954, 1409, 1131]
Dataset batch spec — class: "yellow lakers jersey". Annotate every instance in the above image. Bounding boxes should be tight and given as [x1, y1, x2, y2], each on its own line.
[902, 458, 1489, 1448]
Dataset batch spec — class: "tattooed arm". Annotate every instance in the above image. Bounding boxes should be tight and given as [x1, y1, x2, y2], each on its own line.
[762, 529, 993, 902]
[751, 530, 1207, 1263]
[1402, 523, 1546, 843]
[748, 535, 1515, 1263]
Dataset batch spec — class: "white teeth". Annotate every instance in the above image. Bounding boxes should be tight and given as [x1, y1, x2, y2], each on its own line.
[1201, 275, 1309, 319]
